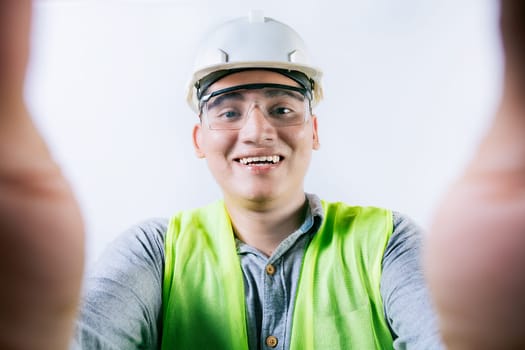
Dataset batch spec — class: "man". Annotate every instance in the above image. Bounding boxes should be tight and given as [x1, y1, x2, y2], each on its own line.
[0, 1, 84, 349]
[424, 1, 525, 349]
[4, 2, 525, 350]
[5, 2, 524, 350]
[72, 13, 442, 349]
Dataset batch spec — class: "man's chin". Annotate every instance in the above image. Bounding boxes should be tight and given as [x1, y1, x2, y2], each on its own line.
[224, 188, 280, 207]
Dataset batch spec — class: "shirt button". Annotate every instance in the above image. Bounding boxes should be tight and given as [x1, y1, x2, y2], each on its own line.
[265, 335, 278, 348]
[265, 264, 276, 275]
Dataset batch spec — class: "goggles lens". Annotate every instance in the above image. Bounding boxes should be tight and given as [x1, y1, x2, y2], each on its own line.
[199, 83, 312, 130]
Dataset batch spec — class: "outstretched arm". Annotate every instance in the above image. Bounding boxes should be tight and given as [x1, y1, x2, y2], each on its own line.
[0, 1, 84, 349]
[424, 1, 525, 348]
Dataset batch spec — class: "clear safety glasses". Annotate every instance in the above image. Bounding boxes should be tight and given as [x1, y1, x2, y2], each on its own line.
[198, 83, 312, 130]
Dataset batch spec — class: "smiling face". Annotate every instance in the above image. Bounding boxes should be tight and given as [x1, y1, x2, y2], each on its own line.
[192, 70, 320, 209]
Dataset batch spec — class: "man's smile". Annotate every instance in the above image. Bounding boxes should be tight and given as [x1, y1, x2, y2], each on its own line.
[236, 155, 282, 165]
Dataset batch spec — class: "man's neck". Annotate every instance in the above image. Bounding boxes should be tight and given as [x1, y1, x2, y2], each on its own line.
[225, 193, 308, 257]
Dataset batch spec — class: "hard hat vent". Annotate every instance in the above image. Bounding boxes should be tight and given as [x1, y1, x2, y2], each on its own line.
[248, 10, 265, 23]
[288, 50, 307, 63]
[219, 49, 229, 63]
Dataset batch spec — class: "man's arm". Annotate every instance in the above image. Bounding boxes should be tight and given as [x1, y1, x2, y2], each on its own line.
[424, 1, 525, 348]
[72, 219, 167, 349]
[381, 213, 443, 350]
[0, 1, 84, 349]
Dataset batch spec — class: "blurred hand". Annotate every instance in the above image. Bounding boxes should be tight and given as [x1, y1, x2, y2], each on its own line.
[0, 1, 85, 349]
[424, 1, 525, 348]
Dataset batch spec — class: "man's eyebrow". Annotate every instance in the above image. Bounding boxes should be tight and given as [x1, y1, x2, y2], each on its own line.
[264, 89, 305, 101]
[207, 92, 245, 110]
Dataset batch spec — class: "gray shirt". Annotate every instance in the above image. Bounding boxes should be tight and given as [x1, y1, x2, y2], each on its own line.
[72, 194, 443, 349]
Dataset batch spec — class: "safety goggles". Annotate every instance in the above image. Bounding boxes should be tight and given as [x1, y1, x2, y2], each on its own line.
[198, 83, 312, 130]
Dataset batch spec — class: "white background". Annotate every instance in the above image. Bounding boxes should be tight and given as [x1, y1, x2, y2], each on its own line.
[26, 0, 502, 266]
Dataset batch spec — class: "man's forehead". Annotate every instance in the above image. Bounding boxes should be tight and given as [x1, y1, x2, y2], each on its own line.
[208, 70, 301, 92]
[201, 83, 310, 110]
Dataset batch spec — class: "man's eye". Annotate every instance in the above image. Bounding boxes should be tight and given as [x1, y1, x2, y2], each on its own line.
[272, 107, 292, 115]
[221, 110, 241, 119]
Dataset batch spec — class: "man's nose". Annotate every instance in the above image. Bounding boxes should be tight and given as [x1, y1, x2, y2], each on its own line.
[238, 104, 276, 144]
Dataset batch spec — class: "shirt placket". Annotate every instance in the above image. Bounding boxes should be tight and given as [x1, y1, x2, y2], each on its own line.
[261, 257, 287, 350]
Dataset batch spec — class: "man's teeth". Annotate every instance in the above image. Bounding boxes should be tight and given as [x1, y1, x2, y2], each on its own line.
[239, 155, 280, 165]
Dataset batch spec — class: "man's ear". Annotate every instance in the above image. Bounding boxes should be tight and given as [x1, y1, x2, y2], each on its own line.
[311, 115, 320, 150]
[192, 123, 205, 158]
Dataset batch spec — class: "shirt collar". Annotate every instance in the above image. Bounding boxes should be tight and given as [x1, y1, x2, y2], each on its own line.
[235, 193, 324, 255]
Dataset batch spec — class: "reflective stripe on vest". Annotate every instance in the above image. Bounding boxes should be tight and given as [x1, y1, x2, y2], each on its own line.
[162, 200, 394, 349]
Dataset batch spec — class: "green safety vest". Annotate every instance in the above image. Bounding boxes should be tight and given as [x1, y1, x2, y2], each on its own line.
[162, 200, 394, 349]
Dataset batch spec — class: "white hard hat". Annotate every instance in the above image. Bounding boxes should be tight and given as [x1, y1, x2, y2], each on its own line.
[186, 11, 323, 112]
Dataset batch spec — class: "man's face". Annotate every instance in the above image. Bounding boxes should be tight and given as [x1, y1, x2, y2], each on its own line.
[192, 70, 320, 207]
